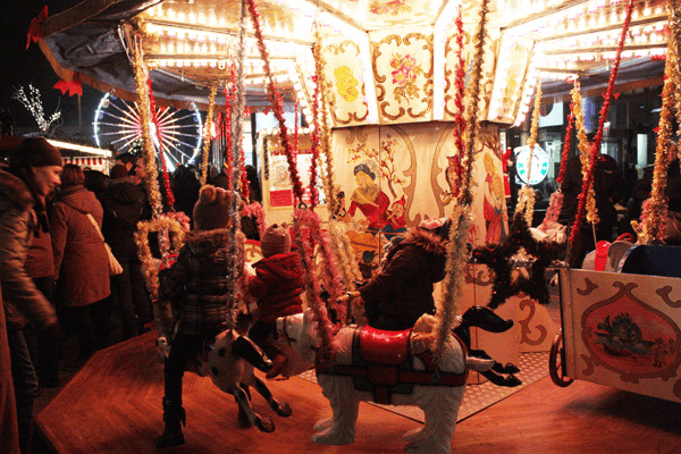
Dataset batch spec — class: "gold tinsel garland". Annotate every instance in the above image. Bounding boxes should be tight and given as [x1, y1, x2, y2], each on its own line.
[638, 36, 678, 244]
[327, 221, 362, 289]
[312, 26, 337, 216]
[135, 217, 186, 302]
[571, 83, 598, 226]
[515, 79, 542, 226]
[458, 0, 489, 208]
[200, 85, 217, 186]
[131, 40, 163, 220]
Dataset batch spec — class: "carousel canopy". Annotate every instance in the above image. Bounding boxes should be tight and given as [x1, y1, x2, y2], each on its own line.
[37, 0, 669, 126]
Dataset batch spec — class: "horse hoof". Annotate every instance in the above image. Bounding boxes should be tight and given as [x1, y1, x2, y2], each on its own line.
[274, 402, 292, 417]
[256, 417, 275, 433]
[503, 362, 521, 374]
[504, 375, 522, 387]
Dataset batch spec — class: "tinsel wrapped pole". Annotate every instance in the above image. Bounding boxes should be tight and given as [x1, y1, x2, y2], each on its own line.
[146, 76, 175, 210]
[539, 86, 575, 232]
[459, 0, 489, 208]
[569, 0, 634, 248]
[221, 0, 249, 330]
[131, 39, 163, 220]
[515, 79, 541, 226]
[200, 85, 217, 186]
[433, 0, 490, 368]
[638, 1, 680, 243]
[452, 5, 466, 187]
[244, 0, 335, 358]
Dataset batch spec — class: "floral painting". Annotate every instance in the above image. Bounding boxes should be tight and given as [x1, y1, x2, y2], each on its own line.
[369, 0, 411, 16]
[334, 65, 360, 103]
[390, 53, 423, 105]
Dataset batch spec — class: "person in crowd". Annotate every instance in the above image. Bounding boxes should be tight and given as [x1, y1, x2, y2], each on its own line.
[116, 152, 138, 177]
[208, 165, 219, 185]
[560, 133, 624, 268]
[0, 283, 20, 454]
[0, 137, 61, 453]
[172, 164, 201, 223]
[348, 217, 451, 331]
[51, 164, 112, 372]
[23, 191, 60, 389]
[100, 164, 150, 340]
[245, 165, 262, 204]
[630, 139, 681, 244]
[247, 223, 304, 379]
[83, 168, 110, 202]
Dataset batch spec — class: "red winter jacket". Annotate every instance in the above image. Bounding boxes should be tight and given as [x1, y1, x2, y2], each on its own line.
[248, 252, 304, 324]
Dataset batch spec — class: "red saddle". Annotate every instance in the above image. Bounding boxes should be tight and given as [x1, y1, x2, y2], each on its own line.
[358, 325, 411, 365]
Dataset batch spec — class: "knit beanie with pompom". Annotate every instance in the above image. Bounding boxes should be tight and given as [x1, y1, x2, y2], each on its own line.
[260, 223, 291, 258]
[193, 185, 232, 231]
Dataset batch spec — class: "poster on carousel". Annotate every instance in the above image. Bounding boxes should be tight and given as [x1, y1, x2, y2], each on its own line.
[262, 133, 324, 209]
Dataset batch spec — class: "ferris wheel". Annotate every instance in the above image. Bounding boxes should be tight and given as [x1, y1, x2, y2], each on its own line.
[93, 93, 203, 169]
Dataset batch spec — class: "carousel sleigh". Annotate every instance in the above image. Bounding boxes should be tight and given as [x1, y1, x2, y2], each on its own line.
[550, 244, 681, 404]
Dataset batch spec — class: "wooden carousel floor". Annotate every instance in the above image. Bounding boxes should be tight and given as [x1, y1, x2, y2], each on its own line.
[35, 331, 681, 454]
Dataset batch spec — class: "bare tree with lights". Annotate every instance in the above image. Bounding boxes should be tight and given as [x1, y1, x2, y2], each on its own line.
[12, 84, 62, 134]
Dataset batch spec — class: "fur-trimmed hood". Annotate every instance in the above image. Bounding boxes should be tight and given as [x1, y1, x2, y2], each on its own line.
[183, 228, 245, 271]
[0, 169, 34, 211]
[184, 228, 245, 248]
[386, 227, 447, 261]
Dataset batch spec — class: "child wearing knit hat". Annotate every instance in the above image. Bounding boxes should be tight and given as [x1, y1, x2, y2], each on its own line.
[247, 223, 304, 379]
[155, 185, 271, 447]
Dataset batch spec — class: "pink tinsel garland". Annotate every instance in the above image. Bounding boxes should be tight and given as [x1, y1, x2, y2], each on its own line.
[242, 202, 267, 238]
[452, 7, 466, 183]
[245, 0, 304, 204]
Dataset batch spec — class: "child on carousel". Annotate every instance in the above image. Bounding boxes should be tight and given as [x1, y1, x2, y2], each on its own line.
[154, 185, 270, 448]
[247, 223, 304, 379]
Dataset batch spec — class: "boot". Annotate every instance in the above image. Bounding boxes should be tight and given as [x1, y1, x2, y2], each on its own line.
[265, 353, 288, 379]
[155, 398, 186, 448]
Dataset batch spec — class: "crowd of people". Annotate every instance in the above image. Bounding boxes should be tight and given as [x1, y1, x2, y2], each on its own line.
[0, 138, 266, 453]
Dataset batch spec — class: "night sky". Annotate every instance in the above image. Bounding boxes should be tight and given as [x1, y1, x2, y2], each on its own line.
[0, 0, 99, 133]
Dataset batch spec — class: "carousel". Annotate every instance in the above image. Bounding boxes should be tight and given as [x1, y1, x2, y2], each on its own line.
[29, 0, 681, 452]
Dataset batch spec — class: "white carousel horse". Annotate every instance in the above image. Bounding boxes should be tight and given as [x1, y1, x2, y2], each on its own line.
[274, 309, 496, 454]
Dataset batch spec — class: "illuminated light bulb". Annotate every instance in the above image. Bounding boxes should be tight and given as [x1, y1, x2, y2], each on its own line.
[178, 12, 186, 22]
[166, 9, 175, 20]
[188, 12, 196, 23]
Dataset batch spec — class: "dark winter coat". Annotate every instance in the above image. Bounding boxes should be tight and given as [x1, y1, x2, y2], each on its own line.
[51, 184, 111, 307]
[0, 169, 57, 330]
[159, 229, 245, 335]
[359, 228, 447, 327]
[248, 252, 304, 324]
[100, 177, 145, 261]
[560, 154, 624, 231]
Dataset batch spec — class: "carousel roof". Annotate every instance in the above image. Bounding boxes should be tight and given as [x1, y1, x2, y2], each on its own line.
[37, 0, 670, 125]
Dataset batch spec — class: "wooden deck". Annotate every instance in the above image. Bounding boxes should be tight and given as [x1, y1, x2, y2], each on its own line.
[36, 331, 681, 454]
